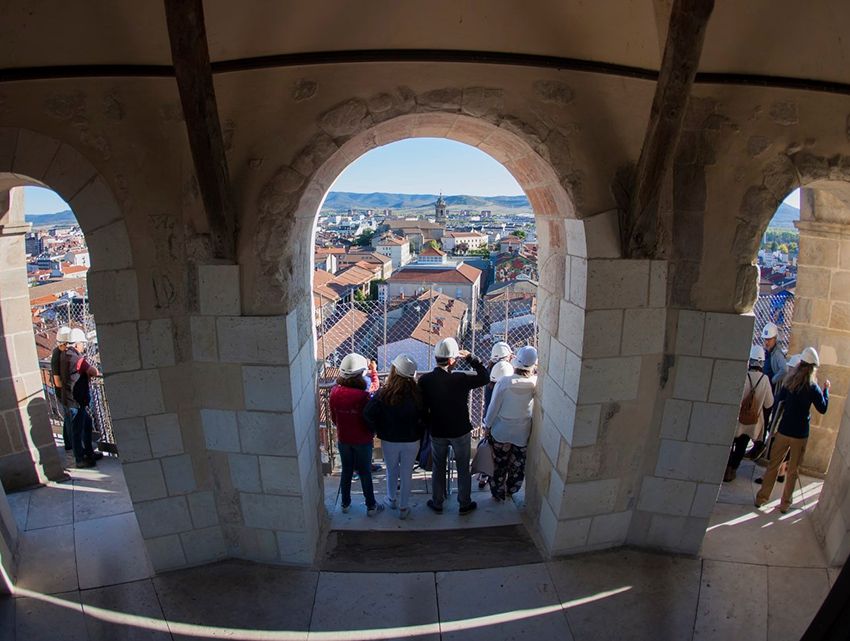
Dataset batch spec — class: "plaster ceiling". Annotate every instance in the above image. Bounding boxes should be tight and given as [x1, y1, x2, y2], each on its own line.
[0, 1, 848, 86]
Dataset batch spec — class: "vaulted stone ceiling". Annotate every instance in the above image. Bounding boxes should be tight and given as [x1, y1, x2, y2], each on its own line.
[1, 0, 849, 87]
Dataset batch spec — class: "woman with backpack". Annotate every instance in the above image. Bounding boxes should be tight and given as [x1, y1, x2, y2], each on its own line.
[724, 345, 774, 482]
[364, 354, 424, 520]
[755, 347, 830, 513]
[329, 353, 383, 516]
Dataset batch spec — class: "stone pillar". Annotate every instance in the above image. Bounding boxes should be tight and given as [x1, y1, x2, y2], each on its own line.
[188, 265, 320, 569]
[531, 210, 754, 556]
[0, 189, 65, 489]
[791, 207, 850, 474]
[0, 481, 18, 593]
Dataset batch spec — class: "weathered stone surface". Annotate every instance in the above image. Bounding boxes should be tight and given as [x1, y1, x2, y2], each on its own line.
[318, 99, 369, 138]
[583, 310, 622, 358]
[460, 87, 503, 119]
[198, 265, 241, 316]
[769, 101, 798, 126]
[417, 87, 462, 112]
[578, 357, 642, 404]
[292, 78, 317, 101]
[533, 80, 574, 106]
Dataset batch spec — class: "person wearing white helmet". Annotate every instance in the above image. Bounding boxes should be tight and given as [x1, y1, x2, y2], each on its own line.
[484, 345, 538, 501]
[756, 346, 830, 513]
[60, 327, 102, 468]
[476, 359, 515, 489]
[51, 326, 73, 451]
[417, 337, 488, 515]
[364, 354, 424, 519]
[329, 353, 383, 516]
[761, 322, 787, 388]
[724, 345, 774, 482]
[485, 343, 514, 411]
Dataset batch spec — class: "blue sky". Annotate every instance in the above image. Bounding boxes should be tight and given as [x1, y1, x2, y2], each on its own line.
[22, 137, 802, 212]
[331, 138, 524, 196]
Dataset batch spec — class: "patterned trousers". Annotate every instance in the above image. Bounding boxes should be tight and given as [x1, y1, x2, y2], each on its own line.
[488, 439, 527, 500]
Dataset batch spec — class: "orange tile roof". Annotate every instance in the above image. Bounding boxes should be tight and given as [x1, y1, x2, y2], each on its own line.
[316, 308, 372, 359]
[388, 263, 481, 285]
[420, 246, 446, 257]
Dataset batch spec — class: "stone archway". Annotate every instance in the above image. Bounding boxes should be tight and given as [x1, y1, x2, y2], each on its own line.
[710, 157, 850, 568]
[0, 128, 137, 490]
[288, 110, 589, 553]
[0, 127, 144, 582]
[246, 94, 684, 559]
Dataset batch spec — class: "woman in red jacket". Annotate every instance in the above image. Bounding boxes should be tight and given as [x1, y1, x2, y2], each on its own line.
[329, 353, 383, 515]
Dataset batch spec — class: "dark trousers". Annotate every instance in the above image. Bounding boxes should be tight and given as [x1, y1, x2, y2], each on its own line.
[338, 442, 376, 509]
[728, 434, 751, 470]
[489, 439, 528, 500]
[62, 406, 73, 450]
[431, 434, 472, 508]
[70, 406, 94, 463]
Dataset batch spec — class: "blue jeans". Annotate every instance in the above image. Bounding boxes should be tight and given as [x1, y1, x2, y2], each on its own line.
[70, 406, 95, 463]
[338, 442, 376, 509]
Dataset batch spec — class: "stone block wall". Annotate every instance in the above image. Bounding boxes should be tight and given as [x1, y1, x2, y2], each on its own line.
[535, 248, 670, 555]
[628, 310, 753, 553]
[188, 266, 321, 569]
[812, 398, 850, 566]
[789, 219, 850, 474]
[529, 213, 754, 557]
[71, 259, 322, 573]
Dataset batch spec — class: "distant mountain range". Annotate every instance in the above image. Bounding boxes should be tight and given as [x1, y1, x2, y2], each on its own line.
[322, 191, 530, 213]
[26, 209, 77, 227]
[769, 202, 800, 229]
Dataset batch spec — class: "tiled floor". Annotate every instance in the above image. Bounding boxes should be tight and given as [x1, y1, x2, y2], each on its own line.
[0, 448, 841, 640]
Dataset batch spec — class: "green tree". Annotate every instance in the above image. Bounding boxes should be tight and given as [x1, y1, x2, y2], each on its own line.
[514, 230, 526, 239]
[354, 289, 366, 302]
[426, 239, 440, 250]
[353, 229, 375, 247]
[770, 240, 778, 252]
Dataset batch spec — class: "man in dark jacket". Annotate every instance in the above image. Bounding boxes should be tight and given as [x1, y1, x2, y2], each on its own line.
[418, 337, 488, 514]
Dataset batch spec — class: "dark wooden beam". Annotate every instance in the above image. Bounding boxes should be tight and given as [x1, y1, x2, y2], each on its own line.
[621, 0, 715, 258]
[164, 0, 236, 260]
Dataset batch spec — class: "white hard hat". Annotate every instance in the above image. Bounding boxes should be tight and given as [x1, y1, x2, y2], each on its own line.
[801, 347, 820, 366]
[749, 345, 765, 362]
[68, 328, 88, 344]
[515, 346, 538, 369]
[490, 360, 514, 382]
[339, 353, 368, 377]
[787, 353, 802, 369]
[490, 341, 512, 361]
[434, 337, 460, 359]
[56, 326, 71, 343]
[392, 354, 417, 378]
[761, 323, 778, 340]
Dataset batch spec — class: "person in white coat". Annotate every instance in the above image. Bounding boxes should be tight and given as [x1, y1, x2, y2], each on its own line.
[724, 345, 774, 482]
[484, 346, 538, 501]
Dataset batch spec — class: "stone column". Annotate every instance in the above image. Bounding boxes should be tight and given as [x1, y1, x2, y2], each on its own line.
[0, 190, 65, 489]
[790, 198, 850, 474]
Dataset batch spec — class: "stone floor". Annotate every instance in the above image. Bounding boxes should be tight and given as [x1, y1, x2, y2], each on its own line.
[0, 450, 841, 640]
[323, 459, 525, 530]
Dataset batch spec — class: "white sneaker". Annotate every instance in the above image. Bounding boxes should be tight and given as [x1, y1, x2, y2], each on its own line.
[341, 504, 350, 514]
[384, 496, 398, 510]
[399, 507, 410, 520]
[367, 504, 385, 517]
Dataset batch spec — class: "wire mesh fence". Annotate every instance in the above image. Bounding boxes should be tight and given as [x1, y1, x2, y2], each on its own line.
[315, 282, 539, 473]
[752, 291, 795, 352]
[31, 290, 117, 452]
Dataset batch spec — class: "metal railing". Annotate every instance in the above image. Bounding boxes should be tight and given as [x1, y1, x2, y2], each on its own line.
[315, 282, 537, 473]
